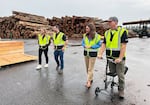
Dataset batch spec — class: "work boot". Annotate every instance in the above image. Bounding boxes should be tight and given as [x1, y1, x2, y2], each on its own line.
[44, 64, 48, 68]
[119, 90, 124, 100]
[36, 65, 42, 70]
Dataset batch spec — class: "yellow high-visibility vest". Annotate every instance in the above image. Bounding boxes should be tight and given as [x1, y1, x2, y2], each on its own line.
[83, 33, 101, 52]
[38, 34, 50, 46]
[105, 27, 128, 58]
[53, 32, 65, 46]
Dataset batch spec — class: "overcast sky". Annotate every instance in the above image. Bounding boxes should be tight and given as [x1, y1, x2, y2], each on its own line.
[0, 0, 150, 25]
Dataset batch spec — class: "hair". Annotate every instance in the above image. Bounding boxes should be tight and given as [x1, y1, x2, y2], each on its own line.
[86, 23, 96, 39]
[54, 25, 60, 30]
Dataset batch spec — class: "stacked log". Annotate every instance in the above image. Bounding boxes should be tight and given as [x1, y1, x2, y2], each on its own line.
[48, 16, 138, 38]
[0, 16, 17, 39]
[0, 11, 136, 39]
[47, 16, 107, 38]
[12, 11, 48, 25]
[0, 11, 52, 39]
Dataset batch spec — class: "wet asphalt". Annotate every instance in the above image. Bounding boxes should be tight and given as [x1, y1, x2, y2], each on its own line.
[0, 38, 150, 105]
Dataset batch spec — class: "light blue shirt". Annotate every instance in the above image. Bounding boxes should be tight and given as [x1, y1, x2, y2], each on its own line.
[81, 38, 101, 49]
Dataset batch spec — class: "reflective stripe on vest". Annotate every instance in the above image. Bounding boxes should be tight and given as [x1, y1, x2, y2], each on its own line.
[38, 34, 50, 46]
[53, 32, 65, 46]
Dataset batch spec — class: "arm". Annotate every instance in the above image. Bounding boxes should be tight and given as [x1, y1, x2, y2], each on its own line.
[51, 37, 56, 50]
[38, 40, 39, 45]
[81, 38, 92, 49]
[115, 43, 127, 63]
[62, 35, 68, 51]
[119, 43, 127, 59]
[97, 36, 106, 58]
[115, 30, 128, 63]
[97, 43, 106, 59]
[63, 39, 68, 48]
[47, 37, 51, 46]
[81, 39, 85, 48]
[91, 41, 101, 49]
[37, 34, 40, 46]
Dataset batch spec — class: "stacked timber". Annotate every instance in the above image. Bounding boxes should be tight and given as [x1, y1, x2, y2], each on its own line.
[0, 11, 52, 39]
[0, 11, 136, 39]
[12, 11, 48, 25]
[47, 16, 108, 38]
[0, 41, 37, 67]
[48, 16, 137, 38]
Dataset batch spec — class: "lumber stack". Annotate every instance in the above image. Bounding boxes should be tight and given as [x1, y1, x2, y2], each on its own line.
[13, 11, 48, 25]
[47, 16, 109, 38]
[0, 41, 37, 67]
[0, 11, 52, 39]
[0, 11, 137, 39]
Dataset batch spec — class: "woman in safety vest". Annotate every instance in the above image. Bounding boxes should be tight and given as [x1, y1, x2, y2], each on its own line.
[36, 29, 51, 70]
[82, 23, 101, 88]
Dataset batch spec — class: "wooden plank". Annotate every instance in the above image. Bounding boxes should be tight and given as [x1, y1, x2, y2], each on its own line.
[0, 53, 37, 66]
[0, 41, 24, 55]
[0, 41, 37, 67]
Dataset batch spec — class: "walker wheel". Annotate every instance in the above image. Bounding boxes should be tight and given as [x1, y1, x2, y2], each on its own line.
[95, 87, 100, 96]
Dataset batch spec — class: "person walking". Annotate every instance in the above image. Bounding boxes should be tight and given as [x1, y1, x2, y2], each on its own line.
[82, 23, 101, 88]
[98, 16, 128, 99]
[52, 25, 68, 74]
[36, 29, 51, 70]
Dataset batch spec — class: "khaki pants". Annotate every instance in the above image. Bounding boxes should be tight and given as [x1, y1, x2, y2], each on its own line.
[84, 56, 96, 81]
[108, 60, 125, 91]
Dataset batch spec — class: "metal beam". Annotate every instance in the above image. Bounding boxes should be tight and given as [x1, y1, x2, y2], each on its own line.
[123, 19, 150, 25]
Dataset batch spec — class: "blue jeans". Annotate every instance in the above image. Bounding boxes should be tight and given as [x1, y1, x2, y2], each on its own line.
[54, 50, 64, 70]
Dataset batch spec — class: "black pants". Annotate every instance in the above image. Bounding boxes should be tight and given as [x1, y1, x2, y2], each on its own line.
[38, 47, 48, 64]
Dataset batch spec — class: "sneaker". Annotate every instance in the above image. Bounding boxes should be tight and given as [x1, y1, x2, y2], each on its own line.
[36, 65, 42, 70]
[119, 90, 124, 99]
[58, 69, 63, 74]
[44, 64, 48, 68]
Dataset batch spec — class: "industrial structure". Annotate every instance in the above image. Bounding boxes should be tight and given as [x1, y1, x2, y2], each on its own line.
[123, 19, 150, 38]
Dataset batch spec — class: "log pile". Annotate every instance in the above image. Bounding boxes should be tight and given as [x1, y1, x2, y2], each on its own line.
[0, 11, 52, 39]
[0, 11, 136, 39]
[47, 16, 109, 38]
[47, 16, 138, 38]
